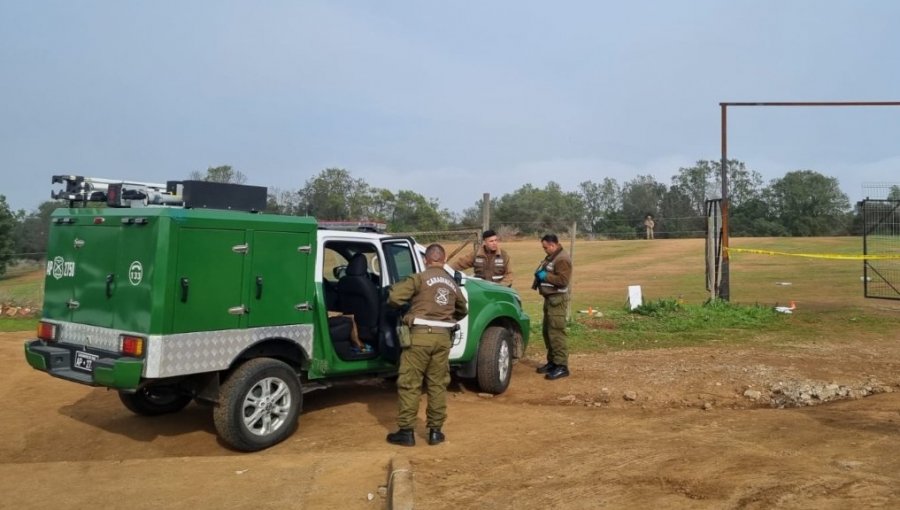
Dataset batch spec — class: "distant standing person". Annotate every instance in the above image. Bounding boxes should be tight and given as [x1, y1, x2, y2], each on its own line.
[450, 229, 513, 286]
[532, 233, 573, 380]
[386, 244, 468, 446]
[643, 215, 655, 240]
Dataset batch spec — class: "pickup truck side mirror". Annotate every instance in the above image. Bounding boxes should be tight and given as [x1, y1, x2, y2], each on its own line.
[453, 270, 464, 286]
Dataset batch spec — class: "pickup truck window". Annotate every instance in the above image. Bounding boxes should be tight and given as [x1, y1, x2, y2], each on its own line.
[383, 242, 416, 283]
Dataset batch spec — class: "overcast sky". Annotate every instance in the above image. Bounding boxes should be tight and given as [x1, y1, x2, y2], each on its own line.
[2, 1, 899, 215]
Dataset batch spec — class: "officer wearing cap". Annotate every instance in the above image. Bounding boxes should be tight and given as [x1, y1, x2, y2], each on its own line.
[386, 243, 468, 446]
[533, 233, 572, 380]
[450, 229, 513, 286]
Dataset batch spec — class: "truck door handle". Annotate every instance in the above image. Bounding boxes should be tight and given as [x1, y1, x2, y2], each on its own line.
[228, 305, 248, 315]
[255, 276, 263, 299]
[105, 273, 114, 298]
[180, 277, 190, 302]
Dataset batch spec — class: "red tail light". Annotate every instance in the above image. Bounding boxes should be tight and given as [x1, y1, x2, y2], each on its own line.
[120, 335, 145, 357]
[37, 322, 58, 341]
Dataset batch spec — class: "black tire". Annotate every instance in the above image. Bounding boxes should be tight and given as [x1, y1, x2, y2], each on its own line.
[476, 326, 513, 394]
[213, 358, 302, 452]
[118, 386, 192, 416]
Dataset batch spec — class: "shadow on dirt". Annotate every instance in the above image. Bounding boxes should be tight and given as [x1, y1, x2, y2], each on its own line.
[302, 378, 397, 432]
[301, 375, 479, 437]
[57, 388, 218, 443]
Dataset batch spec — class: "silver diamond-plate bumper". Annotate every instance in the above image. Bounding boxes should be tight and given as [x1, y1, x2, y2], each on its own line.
[45, 320, 314, 378]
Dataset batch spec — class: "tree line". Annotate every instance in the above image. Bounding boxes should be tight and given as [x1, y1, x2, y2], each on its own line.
[1, 162, 898, 277]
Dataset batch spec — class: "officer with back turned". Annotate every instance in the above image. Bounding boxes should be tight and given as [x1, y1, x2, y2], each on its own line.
[386, 243, 468, 446]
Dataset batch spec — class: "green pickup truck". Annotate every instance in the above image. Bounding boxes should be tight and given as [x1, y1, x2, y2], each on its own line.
[24, 177, 530, 451]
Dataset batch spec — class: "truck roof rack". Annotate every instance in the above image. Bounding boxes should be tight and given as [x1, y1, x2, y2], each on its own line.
[52, 175, 268, 212]
[52, 175, 182, 208]
[317, 220, 388, 233]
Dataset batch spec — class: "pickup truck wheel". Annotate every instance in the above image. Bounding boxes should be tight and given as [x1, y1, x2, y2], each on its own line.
[476, 326, 513, 394]
[118, 387, 192, 416]
[214, 358, 302, 452]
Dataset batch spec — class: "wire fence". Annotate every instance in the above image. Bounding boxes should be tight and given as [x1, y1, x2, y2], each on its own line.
[481, 212, 860, 239]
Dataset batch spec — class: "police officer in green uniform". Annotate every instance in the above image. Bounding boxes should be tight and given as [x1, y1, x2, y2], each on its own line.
[533, 233, 573, 380]
[386, 244, 468, 446]
[450, 229, 513, 286]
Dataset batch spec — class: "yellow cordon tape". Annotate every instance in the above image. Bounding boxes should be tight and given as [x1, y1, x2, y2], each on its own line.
[725, 247, 900, 260]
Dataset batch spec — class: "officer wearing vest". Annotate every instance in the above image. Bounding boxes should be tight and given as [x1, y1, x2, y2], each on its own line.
[386, 243, 468, 446]
[450, 229, 513, 286]
[533, 233, 573, 380]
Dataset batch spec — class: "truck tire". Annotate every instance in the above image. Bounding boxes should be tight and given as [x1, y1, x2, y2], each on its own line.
[476, 326, 513, 394]
[214, 358, 302, 452]
[118, 386, 192, 416]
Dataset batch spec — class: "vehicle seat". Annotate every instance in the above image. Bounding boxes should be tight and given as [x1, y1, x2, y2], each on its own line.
[337, 254, 380, 342]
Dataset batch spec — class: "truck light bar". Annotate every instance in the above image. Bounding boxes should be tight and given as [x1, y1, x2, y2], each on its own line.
[51, 175, 266, 212]
[52, 175, 182, 208]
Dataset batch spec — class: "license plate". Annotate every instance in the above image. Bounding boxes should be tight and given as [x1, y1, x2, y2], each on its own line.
[74, 351, 99, 372]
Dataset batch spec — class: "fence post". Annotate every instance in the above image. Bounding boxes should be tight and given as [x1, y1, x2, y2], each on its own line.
[568, 221, 576, 322]
[481, 193, 490, 233]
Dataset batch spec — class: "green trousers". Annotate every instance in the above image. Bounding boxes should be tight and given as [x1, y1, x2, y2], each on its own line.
[542, 293, 569, 366]
[396, 331, 451, 429]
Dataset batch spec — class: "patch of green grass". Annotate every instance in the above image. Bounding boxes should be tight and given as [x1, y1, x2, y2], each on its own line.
[0, 318, 38, 332]
[627, 298, 785, 332]
[533, 298, 792, 353]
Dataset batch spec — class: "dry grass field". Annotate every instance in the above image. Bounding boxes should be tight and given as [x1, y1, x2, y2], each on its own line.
[493, 235, 878, 313]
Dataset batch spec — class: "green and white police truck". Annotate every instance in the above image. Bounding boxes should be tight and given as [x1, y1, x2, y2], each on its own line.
[24, 176, 530, 451]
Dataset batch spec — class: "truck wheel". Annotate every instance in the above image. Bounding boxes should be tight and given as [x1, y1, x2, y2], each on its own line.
[476, 326, 513, 394]
[118, 387, 192, 416]
[214, 358, 302, 452]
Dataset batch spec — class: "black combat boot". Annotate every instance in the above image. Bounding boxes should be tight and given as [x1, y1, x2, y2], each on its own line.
[545, 365, 570, 380]
[386, 428, 415, 446]
[427, 428, 445, 446]
[536, 361, 556, 374]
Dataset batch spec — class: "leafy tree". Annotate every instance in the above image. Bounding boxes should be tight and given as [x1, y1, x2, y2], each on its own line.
[298, 168, 373, 220]
[594, 210, 636, 239]
[456, 195, 503, 230]
[729, 197, 788, 237]
[265, 187, 302, 215]
[673, 159, 762, 215]
[888, 185, 900, 201]
[388, 190, 448, 232]
[725, 160, 764, 208]
[578, 178, 620, 233]
[458, 203, 484, 229]
[765, 170, 851, 236]
[621, 175, 666, 234]
[0, 196, 16, 276]
[364, 188, 398, 224]
[577, 181, 602, 233]
[12, 201, 65, 260]
[659, 186, 700, 238]
[493, 182, 583, 234]
[672, 161, 718, 217]
[189, 165, 247, 184]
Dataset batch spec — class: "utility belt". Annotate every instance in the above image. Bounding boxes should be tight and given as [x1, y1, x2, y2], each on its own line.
[411, 317, 460, 334]
[539, 283, 568, 295]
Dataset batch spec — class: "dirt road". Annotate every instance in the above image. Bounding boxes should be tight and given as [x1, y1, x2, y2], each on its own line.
[4, 330, 900, 509]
